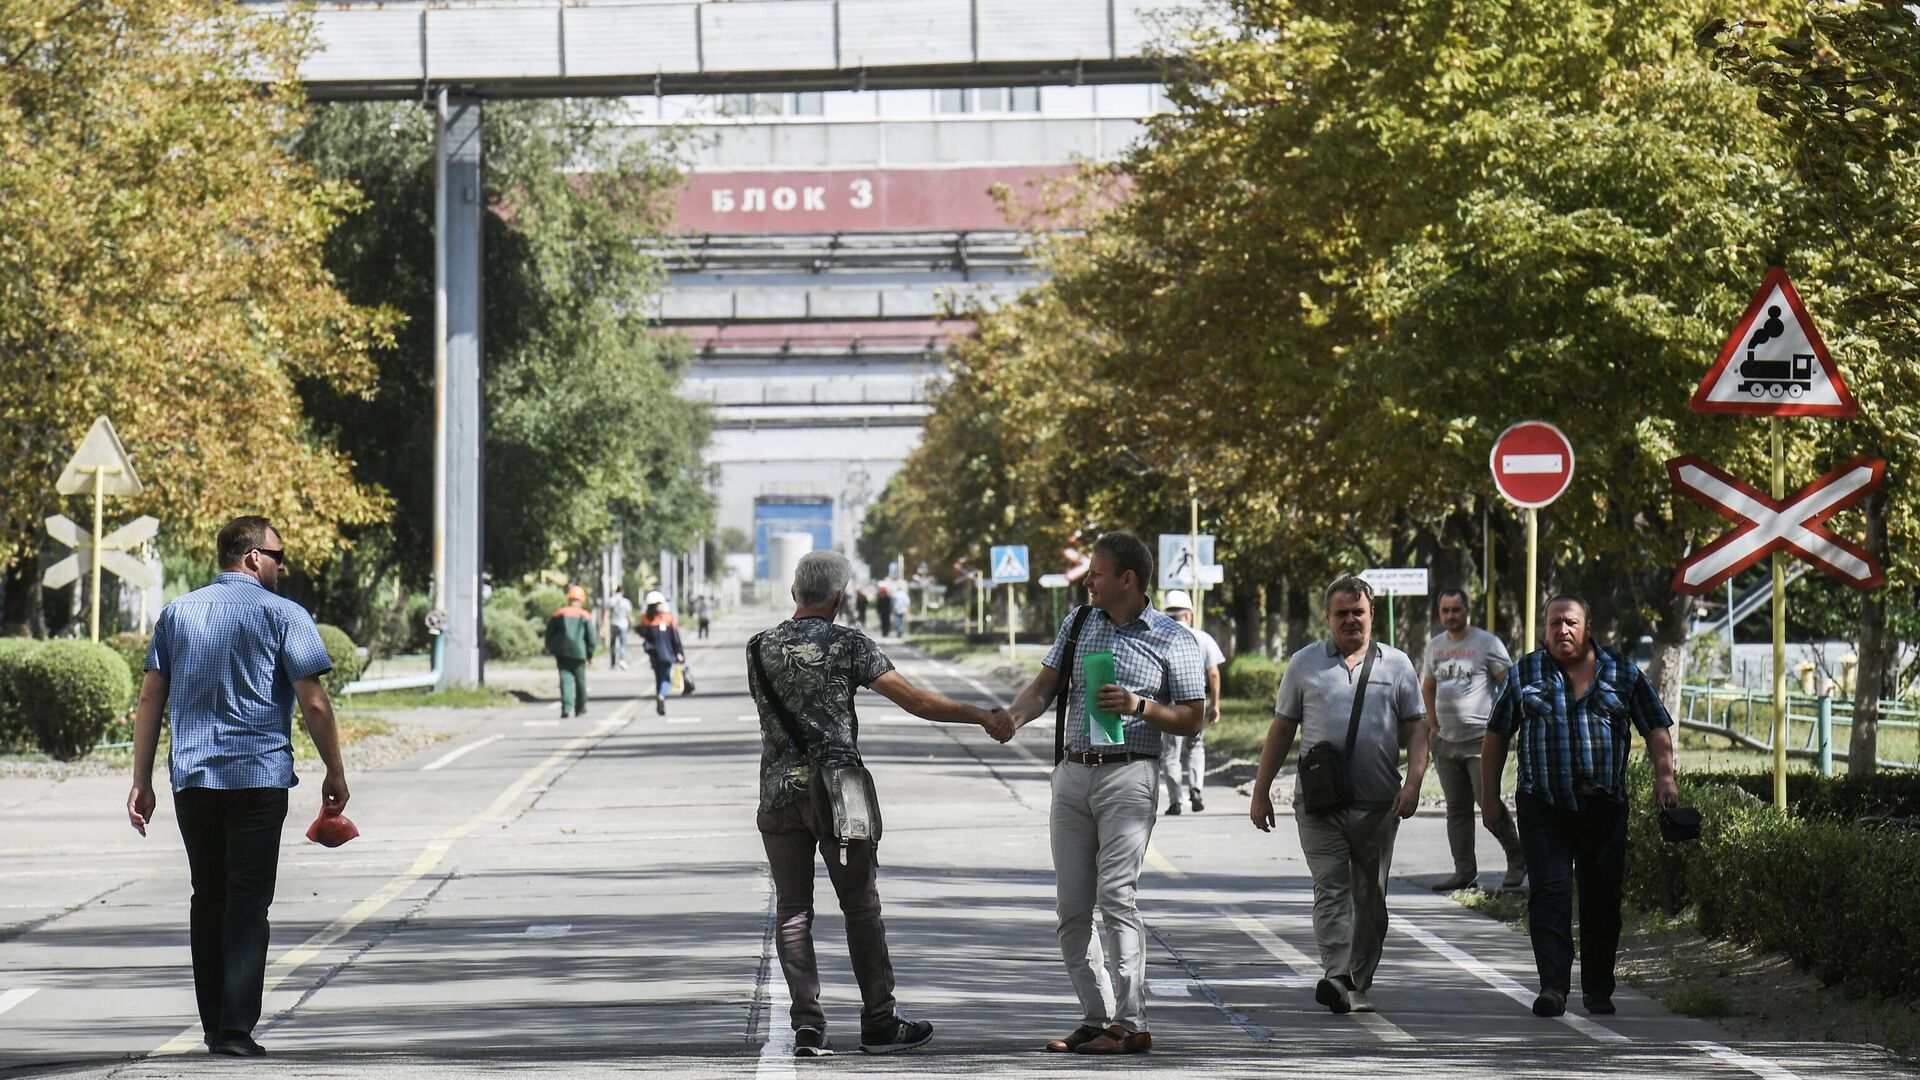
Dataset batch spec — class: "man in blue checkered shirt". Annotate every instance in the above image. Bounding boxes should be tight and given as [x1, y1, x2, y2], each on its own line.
[1004, 531, 1206, 1056]
[125, 516, 348, 1057]
[1483, 594, 1678, 1020]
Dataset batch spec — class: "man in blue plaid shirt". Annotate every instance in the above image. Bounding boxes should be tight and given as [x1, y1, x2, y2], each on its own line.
[1005, 531, 1206, 1056]
[126, 516, 348, 1057]
[1483, 594, 1678, 1019]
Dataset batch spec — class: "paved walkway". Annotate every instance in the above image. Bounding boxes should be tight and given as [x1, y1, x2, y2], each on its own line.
[0, 612, 1907, 1077]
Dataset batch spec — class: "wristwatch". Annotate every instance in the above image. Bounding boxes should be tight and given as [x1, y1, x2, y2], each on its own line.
[1131, 694, 1149, 718]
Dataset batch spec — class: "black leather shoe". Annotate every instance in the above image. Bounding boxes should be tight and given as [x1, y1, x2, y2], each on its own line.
[1583, 994, 1616, 1015]
[1532, 989, 1567, 1017]
[209, 1032, 266, 1056]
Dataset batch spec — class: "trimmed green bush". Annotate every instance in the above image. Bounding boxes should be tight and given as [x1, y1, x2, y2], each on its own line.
[15, 640, 131, 761]
[524, 585, 567, 621]
[315, 624, 363, 697]
[483, 606, 543, 662]
[105, 633, 149, 706]
[0, 637, 39, 749]
[1222, 653, 1283, 702]
[1625, 762, 1920, 997]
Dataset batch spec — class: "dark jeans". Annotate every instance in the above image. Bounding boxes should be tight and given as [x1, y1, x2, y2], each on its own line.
[758, 799, 897, 1033]
[174, 786, 289, 1040]
[1516, 789, 1627, 998]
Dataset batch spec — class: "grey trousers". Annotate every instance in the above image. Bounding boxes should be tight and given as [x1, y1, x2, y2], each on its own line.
[1158, 731, 1206, 805]
[1295, 804, 1400, 990]
[1050, 757, 1158, 1033]
[1432, 735, 1525, 876]
[759, 799, 897, 1033]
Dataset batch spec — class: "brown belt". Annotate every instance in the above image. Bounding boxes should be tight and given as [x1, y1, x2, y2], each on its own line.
[1062, 749, 1155, 766]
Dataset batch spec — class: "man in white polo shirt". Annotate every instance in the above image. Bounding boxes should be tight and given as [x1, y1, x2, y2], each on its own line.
[1249, 574, 1427, 1015]
[1157, 590, 1224, 815]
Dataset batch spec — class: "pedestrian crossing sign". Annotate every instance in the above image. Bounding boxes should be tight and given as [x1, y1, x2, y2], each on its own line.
[990, 545, 1030, 584]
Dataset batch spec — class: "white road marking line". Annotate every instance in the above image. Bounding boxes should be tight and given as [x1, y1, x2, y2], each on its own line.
[756, 901, 796, 1077]
[420, 734, 503, 771]
[523, 720, 560, 728]
[1391, 913, 1629, 1043]
[665, 717, 702, 725]
[0, 988, 38, 1016]
[1145, 845, 1412, 1043]
[152, 706, 636, 1056]
[522, 924, 571, 939]
[737, 714, 762, 723]
[1685, 1039, 1808, 1080]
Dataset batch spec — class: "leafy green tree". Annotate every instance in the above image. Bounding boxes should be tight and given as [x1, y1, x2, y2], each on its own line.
[0, 0, 398, 633]
[296, 100, 713, 633]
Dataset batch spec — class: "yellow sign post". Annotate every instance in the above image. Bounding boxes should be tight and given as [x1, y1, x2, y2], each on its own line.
[46, 417, 154, 642]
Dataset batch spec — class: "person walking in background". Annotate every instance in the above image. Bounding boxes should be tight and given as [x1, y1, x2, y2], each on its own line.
[1157, 590, 1224, 815]
[125, 515, 348, 1057]
[639, 590, 686, 716]
[1422, 588, 1524, 891]
[874, 585, 895, 638]
[1483, 595, 1678, 1019]
[855, 588, 869, 628]
[1250, 575, 1428, 1016]
[696, 593, 713, 639]
[546, 584, 595, 718]
[751, 550, 1013, 1057]
[1001, 531, 1206, 1055]
[606, 585, 633, 671]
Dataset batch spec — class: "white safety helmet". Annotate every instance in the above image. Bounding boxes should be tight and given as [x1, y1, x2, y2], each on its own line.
[644, 590, 667, 606]
[1162, 589, 1195, 613]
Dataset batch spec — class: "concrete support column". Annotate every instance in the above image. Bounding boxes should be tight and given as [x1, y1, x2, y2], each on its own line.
[435, 91, 485, 687]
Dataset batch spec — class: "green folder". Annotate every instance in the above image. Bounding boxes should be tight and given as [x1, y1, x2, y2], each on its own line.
[1082, 650, 1126, 745]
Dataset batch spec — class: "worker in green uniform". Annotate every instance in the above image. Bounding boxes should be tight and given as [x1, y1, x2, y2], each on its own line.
[546, 584, 596, 717]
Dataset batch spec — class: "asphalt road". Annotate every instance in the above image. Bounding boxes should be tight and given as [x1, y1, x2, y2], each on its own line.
[0, 612, 1908, 1078]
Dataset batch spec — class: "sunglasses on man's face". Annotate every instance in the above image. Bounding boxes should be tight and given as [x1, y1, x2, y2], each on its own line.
[252, 547, 285, 567]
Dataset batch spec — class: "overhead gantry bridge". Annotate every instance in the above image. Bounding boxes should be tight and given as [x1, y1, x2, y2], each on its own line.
[243, 0, 1189, 685]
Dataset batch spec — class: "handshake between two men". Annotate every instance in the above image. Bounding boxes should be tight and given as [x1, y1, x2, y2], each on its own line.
[866, 670, 1016, 744]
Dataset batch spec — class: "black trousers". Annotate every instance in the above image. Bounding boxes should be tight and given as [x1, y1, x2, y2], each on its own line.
[174, 786, 289, 1040]
[1516, 789, 1627, 998]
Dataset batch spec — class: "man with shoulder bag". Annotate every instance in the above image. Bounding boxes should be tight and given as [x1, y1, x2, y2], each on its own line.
[1002, 531, 1207, 1055]
[1249, 575, 1428, 1015]
[750, 550, 1014, 1058]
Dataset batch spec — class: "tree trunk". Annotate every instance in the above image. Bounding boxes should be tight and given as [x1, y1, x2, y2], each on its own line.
[2, 553, 44, 637]
[1848, 490, 1891, 775]
[1645, 586, 1693, 729]
[1285, 579, 1313, 656]
[1231, 584, 1261, 660]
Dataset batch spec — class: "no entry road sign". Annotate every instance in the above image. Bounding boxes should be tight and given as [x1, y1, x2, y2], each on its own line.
[1667, 454, 1886, 593]
[1490, 421, 1575, 509]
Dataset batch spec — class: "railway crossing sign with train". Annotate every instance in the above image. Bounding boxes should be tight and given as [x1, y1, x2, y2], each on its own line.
[1689, 266, 1857, 416]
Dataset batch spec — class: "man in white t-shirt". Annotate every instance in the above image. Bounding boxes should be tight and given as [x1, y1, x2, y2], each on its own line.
[1422, 588, 1523, 890]
[1158, 590, 1224, 814]
[606, 586, 634, 671]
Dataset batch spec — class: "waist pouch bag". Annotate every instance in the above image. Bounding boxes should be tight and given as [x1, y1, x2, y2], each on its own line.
[1297, 644, 1376, 816]
[749, 632, 882, 863]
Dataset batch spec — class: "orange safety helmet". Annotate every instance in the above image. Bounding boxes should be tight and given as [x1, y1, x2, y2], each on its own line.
[565, 584, 588, 603]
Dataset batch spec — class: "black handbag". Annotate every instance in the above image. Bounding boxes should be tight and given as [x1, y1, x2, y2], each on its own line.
[1658, 805, 1702, 843]
[1053, 605, 1096, 765]
[1297, 644, 1376, 815]
[748, 633, 882, 862]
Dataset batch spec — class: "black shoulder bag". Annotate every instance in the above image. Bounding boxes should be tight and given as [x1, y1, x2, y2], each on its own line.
[748, 631, 883, 862]
[1053, 604, 1096, 765]
[1297, 643, 1376, 815]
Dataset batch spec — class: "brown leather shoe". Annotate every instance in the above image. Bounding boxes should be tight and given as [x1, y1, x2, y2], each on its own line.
[1075, 1026, 1151, 1054]
[1043, 1025, 1108, 1053]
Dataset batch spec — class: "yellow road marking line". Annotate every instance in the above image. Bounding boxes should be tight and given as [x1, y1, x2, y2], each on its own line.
[152, 705, 635, 1055]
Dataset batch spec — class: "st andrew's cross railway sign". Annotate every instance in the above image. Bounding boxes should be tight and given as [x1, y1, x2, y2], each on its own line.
[1692, 267, 1856, 417]
[1490, 421, 1575, 509]
[1666, 454, 1886, 593]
